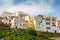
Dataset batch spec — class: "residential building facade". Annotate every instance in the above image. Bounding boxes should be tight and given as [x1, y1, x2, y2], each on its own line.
[34, 15, 60, 33]
[14, 18, 28, 29]
[1, 11, 60, 33]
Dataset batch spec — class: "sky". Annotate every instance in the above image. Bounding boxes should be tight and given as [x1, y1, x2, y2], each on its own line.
[0, 0, 60, 19]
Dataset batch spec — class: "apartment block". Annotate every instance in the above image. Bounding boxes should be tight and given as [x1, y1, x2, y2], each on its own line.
[1, 11, 29, 29]
[1, 11, 60, 33]
[34, 15, 58, 33]
[14, 18, 28, 29]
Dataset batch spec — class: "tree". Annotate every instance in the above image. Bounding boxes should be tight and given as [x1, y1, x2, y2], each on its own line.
[0, 28, 52, 40]
[26, 27, 37, 36]
[0, 21, 5, 29]
[3, 23, 11, 29]
[0, 21, 11, 30]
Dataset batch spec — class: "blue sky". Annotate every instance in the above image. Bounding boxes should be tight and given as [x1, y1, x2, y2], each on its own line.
[0, 0, 60, 19]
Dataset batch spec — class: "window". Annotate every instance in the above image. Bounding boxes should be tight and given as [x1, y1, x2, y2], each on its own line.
[41, 21, 42, 23]
[52, 18, 56, 21]
[23, 24, 26, 26]
[9, 20, 11, 22]
[46, 18, 50, 20]
[52, 23, 54, 24]
[42, 25, 43, 26]
[58, 21, 60, 22]
[36, 27, 40, 29]
[46, 27, 51, 29]
[16, 27, 17, 29]
[52, 18, 55, 20]
[52, 25, 56, 26]
[26, 21, 28, 22]
[52, 23, 56, 26]
[46, 22, 50, 25]
[15, 22, 16, 24]
[54, 30, 57, 33]
[38, 22, 40, 25]
[20, 24, 22, 26]
[42, 18, 45, 20]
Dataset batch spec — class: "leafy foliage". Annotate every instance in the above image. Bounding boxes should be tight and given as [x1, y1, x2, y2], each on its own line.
[0, 27, 51, 40]
[25, 27, 37, 36]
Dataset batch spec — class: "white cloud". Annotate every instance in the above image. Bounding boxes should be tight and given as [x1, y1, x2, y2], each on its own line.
[0, 0, 55, 16]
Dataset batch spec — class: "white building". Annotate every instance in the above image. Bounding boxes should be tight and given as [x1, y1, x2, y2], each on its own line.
[34, 15, 60, 33]
[14, 18, 28, 29]
[1, 11, 16, 17]
[0, 11, 29, 29]
[14, 12, 28, 29]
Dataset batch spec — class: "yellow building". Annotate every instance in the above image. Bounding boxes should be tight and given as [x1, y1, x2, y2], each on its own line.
[25, 16, 34, 29]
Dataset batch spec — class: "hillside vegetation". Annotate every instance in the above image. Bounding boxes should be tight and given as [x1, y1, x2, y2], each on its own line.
[0, 27, 52, 40]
